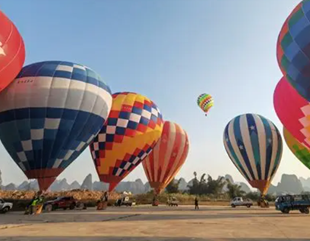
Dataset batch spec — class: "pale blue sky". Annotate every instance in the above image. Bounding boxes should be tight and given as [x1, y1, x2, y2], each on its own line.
[0, 0, 307, 186]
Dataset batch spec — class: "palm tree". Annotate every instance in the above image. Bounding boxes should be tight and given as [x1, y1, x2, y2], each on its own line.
[226, 179, 245, 199]
[205, 175, 226, 196]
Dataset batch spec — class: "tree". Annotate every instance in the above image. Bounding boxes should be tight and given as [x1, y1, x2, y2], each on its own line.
[188, 172, 206, 196]
[166, 178, 180, 194]
[205, 175, 226, 196]
[226, 179, 245, 199]
[245, 191, 260, 201]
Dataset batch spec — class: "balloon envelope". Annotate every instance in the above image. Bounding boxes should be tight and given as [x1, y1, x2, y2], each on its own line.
[283, 127, 310, 170]
[223, 113, 283, 195]
[142, 121, 189, 195]
[277, 0, 310, 101]
[0, 10, 25, 92]
[273, 77, 310, 149]
[90, 92, 164, 191]
[0, 61, 112, 190]
[197, 93, 213, 114]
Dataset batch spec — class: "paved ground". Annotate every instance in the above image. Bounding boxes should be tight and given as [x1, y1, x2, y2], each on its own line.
[0, 205, 309, 241]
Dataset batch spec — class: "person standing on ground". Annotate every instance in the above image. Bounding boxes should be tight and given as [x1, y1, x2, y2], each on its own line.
[195, 196, 199, 210]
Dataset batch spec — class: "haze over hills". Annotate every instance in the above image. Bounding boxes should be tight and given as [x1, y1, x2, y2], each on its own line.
[1, 170, 310, 195]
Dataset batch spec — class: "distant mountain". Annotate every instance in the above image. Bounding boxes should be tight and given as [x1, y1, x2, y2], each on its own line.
[81, 174, 93, 191]
[18, 181, 30, 190]
[115, 179, 145, 194]
[238, 182, 251, 193]
[225, 174, 234, 183]
[144, 182, 151, 193]
[69, 181, 81, 190]
[178, 178, 188, 190]
[50, 179, 70, 191]
[93, 181, 108, 191]
[268, 174, 304, 195]
[2, 183, 16, 190]
[300, 177, 310, 190]
[4, 172, 310, 195]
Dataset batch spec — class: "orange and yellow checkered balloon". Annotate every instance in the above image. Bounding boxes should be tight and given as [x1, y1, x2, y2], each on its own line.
[89, 92, 164, 191]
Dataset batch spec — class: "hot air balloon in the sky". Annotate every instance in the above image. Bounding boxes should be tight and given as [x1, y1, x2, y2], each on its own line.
[197, 93, 213, 116]
[0, 61, 112, 191]
[283, 127, 310, 170]
[142, 121, 189, 195]
[90, 92, 164, 192]
[274, 77, 310, 149]
[223, 114, 283, 196]
[277, 0, 310, 101]
[0, 10, 25, 92]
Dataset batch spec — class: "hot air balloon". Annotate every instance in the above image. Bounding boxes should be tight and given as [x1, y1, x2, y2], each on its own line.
[142, 121, 189, 195]
[197, 93, 213, 116]
[223, 114, 283, 196]
[90, 92, 164, 191]
[283, 127, 310, 170]
[277, 0, 310, 101]
[0, 10, 25, 92]
[273, 77, 310, 149]
[0, 61, 112, 191]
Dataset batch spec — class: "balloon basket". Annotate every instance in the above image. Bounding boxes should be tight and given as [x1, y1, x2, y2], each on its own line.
[97, 201, 108, 210]
[152, 200, 159, 206]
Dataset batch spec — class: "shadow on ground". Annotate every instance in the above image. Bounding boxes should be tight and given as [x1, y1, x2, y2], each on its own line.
[0, 237, 307, 241]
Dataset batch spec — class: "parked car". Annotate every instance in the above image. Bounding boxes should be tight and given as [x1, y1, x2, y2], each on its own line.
[167, 197, 179, 207]
[0, 199, 13, 213]
[275, 194, 310, 214]
[115, 196, 136, 207]
[230, 197, 253, 208]
[43, 196, 78, 212]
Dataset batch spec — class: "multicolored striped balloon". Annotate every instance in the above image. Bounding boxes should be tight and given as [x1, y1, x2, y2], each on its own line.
[197, 93, 214, 115]
[142, 121, 189, 195]
[223, 114, 283, 195]
[277, 0, 310, 101]
[283, 127, 310, 170]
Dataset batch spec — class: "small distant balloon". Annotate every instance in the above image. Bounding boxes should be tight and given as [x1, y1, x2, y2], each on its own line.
[197, 93, 214, 116]
[0, 10, 25, 92]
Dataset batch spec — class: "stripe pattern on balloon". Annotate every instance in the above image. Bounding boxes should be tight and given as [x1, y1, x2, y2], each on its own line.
[223, 114, 283, 194]
[142, 121, 189, 194]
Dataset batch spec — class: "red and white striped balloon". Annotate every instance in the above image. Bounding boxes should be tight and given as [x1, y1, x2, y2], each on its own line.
[142, 121, 189, 194]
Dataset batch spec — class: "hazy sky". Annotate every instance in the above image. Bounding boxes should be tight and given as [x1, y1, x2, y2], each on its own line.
[0, 0, 307, 186]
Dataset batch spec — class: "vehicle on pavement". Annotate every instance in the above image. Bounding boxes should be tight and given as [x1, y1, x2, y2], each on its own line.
[275, 194, 310, 214]
[0, 199, 13, 214]
[230, 197, 253, 208]
[43, 196, 81, 212]
[167, 197, 179, 207]
[115, 196, 136, 207]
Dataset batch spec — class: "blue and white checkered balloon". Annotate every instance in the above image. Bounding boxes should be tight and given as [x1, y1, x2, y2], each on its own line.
[0, 61, 112, 190]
